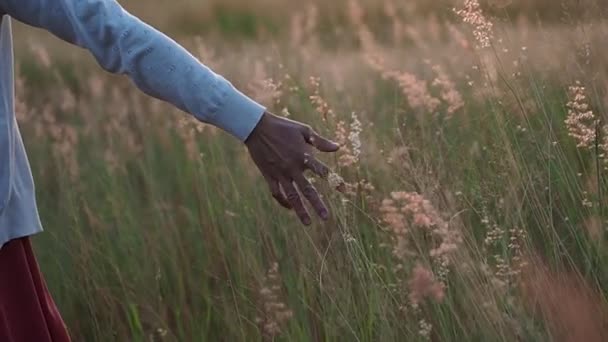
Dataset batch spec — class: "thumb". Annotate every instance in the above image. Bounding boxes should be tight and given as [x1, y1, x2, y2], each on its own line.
[304, 128, 340, 152]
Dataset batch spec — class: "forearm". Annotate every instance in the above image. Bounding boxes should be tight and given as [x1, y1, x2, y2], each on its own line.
[1, 0, 264, 140]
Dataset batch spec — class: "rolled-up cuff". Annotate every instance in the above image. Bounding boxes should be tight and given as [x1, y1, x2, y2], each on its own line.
[210, 84, 265, 142]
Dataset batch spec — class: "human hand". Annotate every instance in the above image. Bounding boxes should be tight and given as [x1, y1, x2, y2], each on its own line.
[245, 112, 339, 225]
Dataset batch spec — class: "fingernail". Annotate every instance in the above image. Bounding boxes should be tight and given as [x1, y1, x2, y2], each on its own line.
[320, 210, 329, 220]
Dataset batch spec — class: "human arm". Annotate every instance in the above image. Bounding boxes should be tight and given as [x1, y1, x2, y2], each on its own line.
[1, 0, 340, 224]
[1, 0, 263, 140]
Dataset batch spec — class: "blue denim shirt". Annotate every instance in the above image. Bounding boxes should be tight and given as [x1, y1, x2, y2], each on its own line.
[0, 0, 265, 248]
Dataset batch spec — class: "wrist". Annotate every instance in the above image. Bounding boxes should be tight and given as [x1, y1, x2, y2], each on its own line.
[210, 83, 265, 142]
[245, 111, 270, 145]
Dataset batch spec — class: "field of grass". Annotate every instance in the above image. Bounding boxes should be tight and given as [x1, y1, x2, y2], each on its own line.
[11, 0, 608, 340]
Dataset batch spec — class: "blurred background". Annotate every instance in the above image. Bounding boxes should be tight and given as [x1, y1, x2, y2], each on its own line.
[10, 0, 608, 341]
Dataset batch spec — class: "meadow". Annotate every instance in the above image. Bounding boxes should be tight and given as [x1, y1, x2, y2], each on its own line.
[11, 0, 608, 340]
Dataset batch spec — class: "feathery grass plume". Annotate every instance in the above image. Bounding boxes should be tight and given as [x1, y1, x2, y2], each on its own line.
[348, 112, 362, 162]
[447, 23, 471, 50]
[431, 64, 464, 115]
[249, 77, 283, 107]
[482, 214, 528, 290]
[380, 191, 462, 276]
[382, 0, 405, 44]
[303, 4, 319, 43]
[37, 80, 81, 181]
[565, 81, 598, 149]
[60, 88, 76, 113]
[362, 49, 443, 114]
[493, 228, 527, 283]
[51, 118, 80, 182]
[308, 76, 334, 121]
[601, 125, 608, 170]
[334, 119, 348, 146]
[293, 4, 320, 59]
[379, 192, 455, 340]
[176, 116, 207, 161]
[363, 50, 440, 113]
[454, 0, 494, 48]
[255, 262, 293, 340]
[328, 171, 347, 193]
[289, 11, 305, 48]
[347, 0, 364, 28]
[408, 264, 445, 305]
[387, 70, 440, 113]
[348, 0, 378, 55]
[100, 87, 144, 174]
[335, 112, 362, 168]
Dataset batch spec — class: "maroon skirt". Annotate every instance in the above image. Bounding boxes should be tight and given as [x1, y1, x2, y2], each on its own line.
[0, 237, 71, 341]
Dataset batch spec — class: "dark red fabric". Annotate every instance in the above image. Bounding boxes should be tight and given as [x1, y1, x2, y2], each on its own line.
[0, 237, 71, 342]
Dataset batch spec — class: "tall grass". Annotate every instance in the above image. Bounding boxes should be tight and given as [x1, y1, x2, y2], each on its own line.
[12, 0, 608, 340]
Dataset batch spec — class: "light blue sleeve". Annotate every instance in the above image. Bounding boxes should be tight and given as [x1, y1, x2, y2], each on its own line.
[0, 0, 265, 141]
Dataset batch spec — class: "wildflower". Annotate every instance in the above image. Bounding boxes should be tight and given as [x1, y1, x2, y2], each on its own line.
[564, 81, 597, 149]
[155, 328, 168, 338]
[600, 126, 608, 170]
[342, 232, 357, 243]
[328, 172, 346, 192]
[348, 112, 362, 163]
[483, 220, 528, 286]
[582, 197, 593, 208]
[255, 262, 293, 339]
[484, 224, 505, 246]
[418, 319, 433, 340]
[334, 114, 363, 168]
[454, 0, 494, 48]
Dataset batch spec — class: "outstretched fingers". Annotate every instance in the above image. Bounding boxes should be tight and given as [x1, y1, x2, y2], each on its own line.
[293, 174, 329, 221]
[303, 154, 330, 179]
[279, 177, 311, 225]
[264, 174, 291, 209]
[303, 127, 340, 152]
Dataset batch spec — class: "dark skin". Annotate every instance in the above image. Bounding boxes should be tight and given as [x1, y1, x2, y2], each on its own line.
[245, 112, 339, 225]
